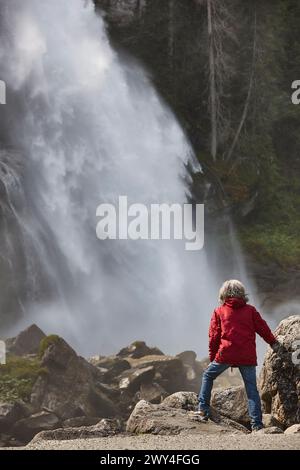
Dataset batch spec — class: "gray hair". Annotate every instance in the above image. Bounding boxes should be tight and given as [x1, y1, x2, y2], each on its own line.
[219, 279, 249, 303]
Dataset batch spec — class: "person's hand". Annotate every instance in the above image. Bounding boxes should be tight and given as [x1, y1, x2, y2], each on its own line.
[271, 340, 282, 353]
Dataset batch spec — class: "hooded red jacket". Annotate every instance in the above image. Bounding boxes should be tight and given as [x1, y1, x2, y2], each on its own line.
[209, 297, 276, 366]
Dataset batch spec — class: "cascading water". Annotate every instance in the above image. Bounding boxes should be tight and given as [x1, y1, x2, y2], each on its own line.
[0, 0, 254, 357]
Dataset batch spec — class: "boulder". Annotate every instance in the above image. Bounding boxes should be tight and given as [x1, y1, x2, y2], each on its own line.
[117, 341, 164, 359]
[126, 399, 249, 435]
[6, 324, 46, 356]
[176, 351, 197, 367]
[89, 355, 131, 381]
[30, 336, 117, 421]
[211, 386, 250, 426]
[31, 418, 121, 442]
[137, 382, 167, 404]
[162, 391, 198, 410]
[118, 366, 155, 392]
[284, 424, 300, 435]
[259, 315, 300, 427]
[127, 355, 186, 394]
[13, 411, 60, 441]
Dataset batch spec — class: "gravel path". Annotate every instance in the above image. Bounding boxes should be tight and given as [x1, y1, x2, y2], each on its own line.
[21, 433, 300, 450]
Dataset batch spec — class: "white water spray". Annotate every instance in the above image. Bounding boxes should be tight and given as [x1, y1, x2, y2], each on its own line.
[0, 0, 253, 356]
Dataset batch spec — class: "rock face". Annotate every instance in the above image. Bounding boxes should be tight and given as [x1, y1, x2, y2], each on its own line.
[6, 324, 46, 356]
[259, 315, 300, 427]
[95, 0, 141, 27]
[211, 386, 250, 427]
[30, 336, 116, 420]
[126, 396, 249, 436]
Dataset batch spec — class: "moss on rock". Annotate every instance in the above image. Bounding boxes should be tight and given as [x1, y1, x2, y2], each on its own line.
[39, 335, 60, 359]
[0, 355, 47, 403]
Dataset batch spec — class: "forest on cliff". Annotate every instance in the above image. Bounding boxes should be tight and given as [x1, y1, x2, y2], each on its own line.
[97, 0, 300, 269]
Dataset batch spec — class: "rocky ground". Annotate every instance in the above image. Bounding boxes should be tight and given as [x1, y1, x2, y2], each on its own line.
[21, 433, 300, 450]
[0, 315, 299, 450]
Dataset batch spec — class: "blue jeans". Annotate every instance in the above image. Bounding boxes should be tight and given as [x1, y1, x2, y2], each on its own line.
[198, 361, 263, 429]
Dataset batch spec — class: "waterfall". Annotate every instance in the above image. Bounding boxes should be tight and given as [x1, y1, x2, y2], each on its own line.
[0, 0, 252, 357]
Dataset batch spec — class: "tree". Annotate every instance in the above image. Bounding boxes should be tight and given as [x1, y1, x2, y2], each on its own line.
[199, 0, 237, 162]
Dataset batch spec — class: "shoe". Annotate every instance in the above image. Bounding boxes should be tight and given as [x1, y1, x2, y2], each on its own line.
[188, 410, 209, 422]
[251, 425, 264, 432]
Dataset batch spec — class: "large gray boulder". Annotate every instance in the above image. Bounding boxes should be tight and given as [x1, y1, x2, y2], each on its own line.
[126, 397, 249, 436]
[30, 336, 116, 420]
[162, 391, 198, 410]
[259, 315, 300, 427]
[211, 386, 250, 426]
[126, 355, 186, 394]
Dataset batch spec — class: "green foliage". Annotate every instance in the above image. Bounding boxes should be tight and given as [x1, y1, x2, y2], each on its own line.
[240, 225, 300, 268]
[39, 334, 60, 358]
[98, 0, 300, 268]
[0, 355, 47, 403]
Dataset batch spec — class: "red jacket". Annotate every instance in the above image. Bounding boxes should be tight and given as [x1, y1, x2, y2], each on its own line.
[209, 297, 276, 366]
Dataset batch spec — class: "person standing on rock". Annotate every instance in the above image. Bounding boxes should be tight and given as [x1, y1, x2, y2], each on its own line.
[193, 279, 278, 432]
